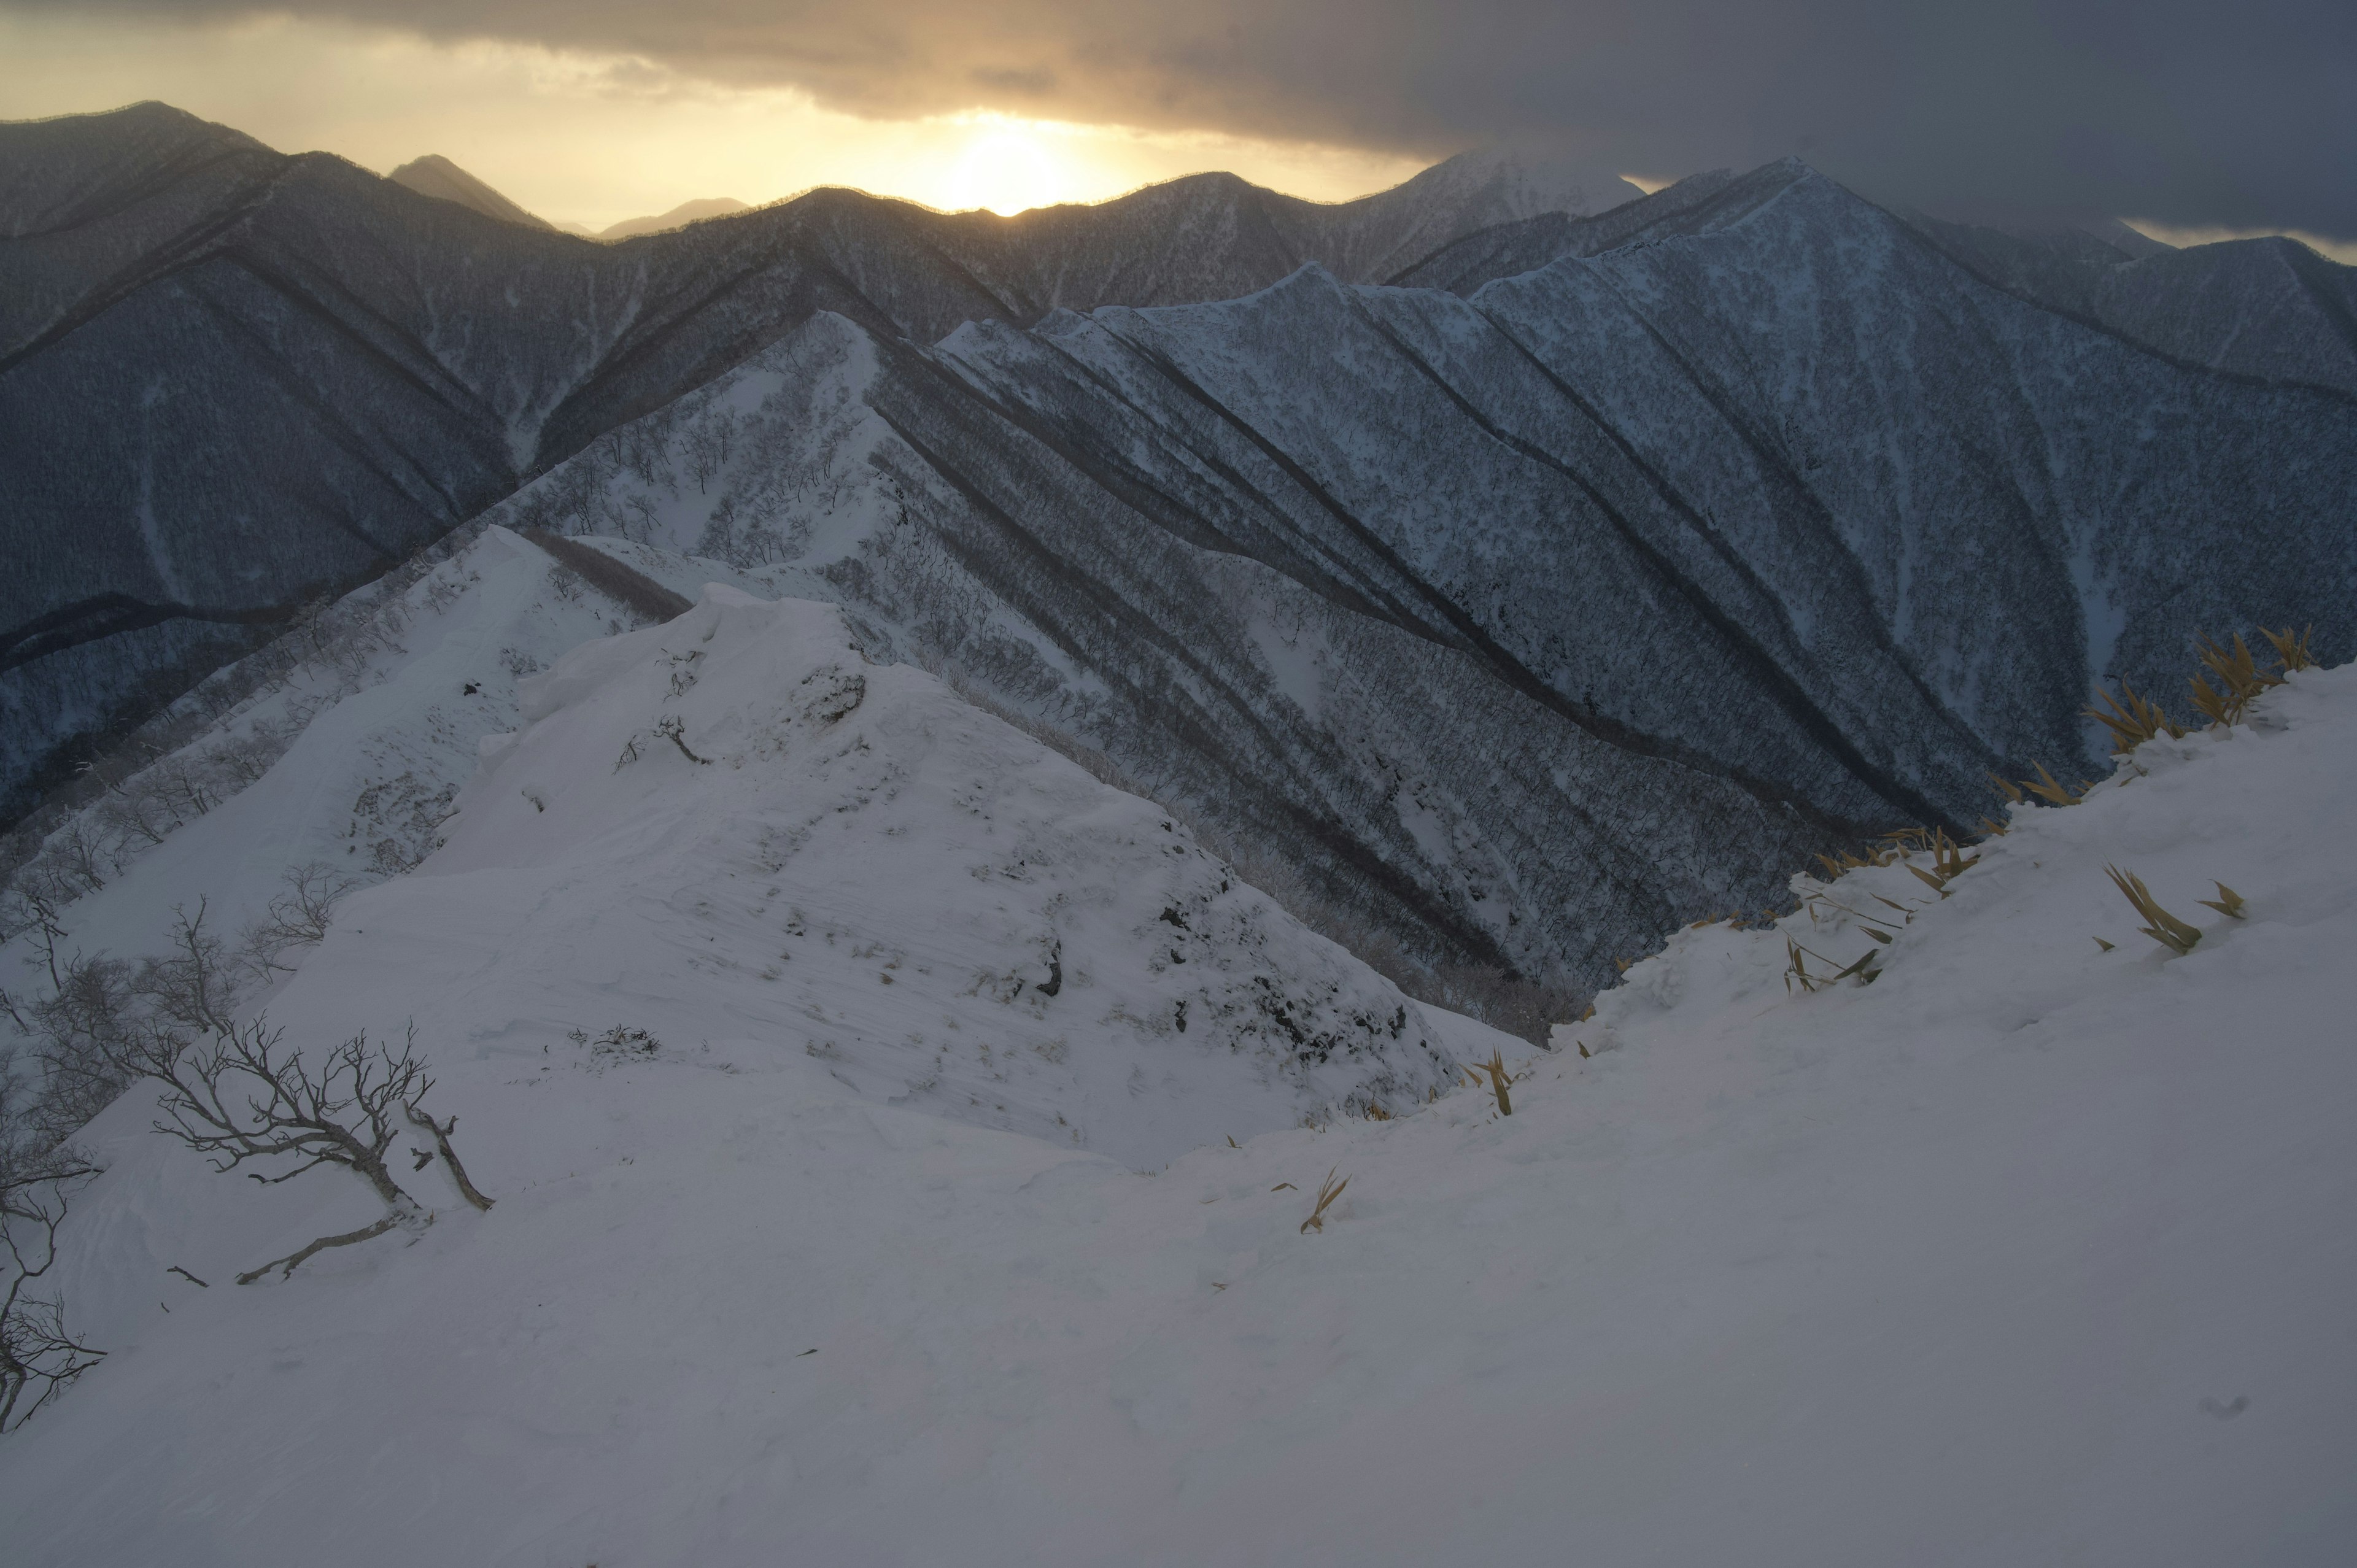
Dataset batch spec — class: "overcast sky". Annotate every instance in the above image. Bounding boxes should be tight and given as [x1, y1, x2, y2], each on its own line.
[2, 0, 2349, 241]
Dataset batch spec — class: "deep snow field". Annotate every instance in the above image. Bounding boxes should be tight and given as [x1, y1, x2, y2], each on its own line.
[2, 532, 2352, 1564]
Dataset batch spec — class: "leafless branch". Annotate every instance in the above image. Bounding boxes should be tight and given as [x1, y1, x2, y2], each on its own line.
[404, 1105, 494, 1211]
[1, 1108, 106, 1431]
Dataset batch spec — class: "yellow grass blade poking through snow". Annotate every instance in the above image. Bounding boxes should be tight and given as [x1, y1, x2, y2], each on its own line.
[1299, 1167, 1350, 1233]
[2086, 681, 2186, 754]
[2262, 625, 2317, 673]
[2022, 762, 2090, 807]
[1466, 1051, 1519, 1116]
[2104, 865, 2205, 956]
[2197, 882, 2248, 919]
[2189, 633, 2283, 727]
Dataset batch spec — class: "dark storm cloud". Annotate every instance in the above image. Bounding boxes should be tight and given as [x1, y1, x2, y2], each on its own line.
[24, 0, 2355, 234]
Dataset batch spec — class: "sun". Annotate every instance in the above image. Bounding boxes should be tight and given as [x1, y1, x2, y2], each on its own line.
[946, 122, 1070, 216]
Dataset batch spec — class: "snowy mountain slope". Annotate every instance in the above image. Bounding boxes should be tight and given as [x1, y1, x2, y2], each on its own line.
[409, 581, 1473, 1165]
[0, 109, 1633, 824]
[0, 526, 708, 973]
[492, 168, 2356, 985]
[2, 521, 1489, 1156]
[2, 659, 2349, 1565]
[1406, 161, 2357, 399]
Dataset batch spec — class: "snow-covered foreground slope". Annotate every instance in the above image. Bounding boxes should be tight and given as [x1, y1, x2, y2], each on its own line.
[5, 658, 2352, 1562]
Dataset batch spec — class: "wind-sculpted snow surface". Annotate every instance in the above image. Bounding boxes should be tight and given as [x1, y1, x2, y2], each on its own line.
[0, 105, 1624, 817]
[500, 168, 2356, 984]
[3, 657, 2350, 1567]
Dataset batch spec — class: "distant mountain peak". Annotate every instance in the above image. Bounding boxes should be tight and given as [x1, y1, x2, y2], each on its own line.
[597, 196, 751, 241]
[1411, 137, 1646, 220]
[387, 153, 554, 232]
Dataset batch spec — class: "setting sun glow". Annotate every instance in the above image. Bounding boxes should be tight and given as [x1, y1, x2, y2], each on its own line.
[942, 120, 1069, 215]
[0, 15, 1428, 229]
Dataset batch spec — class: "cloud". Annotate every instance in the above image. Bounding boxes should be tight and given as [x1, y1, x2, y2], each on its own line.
[12, 0, 2353, 236]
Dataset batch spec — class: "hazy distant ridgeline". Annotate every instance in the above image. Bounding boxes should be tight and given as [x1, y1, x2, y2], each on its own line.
[0, 102, 1631, 823]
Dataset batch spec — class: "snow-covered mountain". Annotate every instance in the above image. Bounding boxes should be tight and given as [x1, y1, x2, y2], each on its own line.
[5, 107, 2351, 991]
[485, 166, 2356, 985]
[4, 593, 2349, 1562]
[1403, 161, 2357, 398]
[0, 106, 1633, 823]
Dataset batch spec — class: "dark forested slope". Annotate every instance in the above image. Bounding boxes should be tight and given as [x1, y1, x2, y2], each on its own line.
[0, 102, 1625, 819]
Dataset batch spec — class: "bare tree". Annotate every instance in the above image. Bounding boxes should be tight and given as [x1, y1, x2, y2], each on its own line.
[0, 1094, 106, 1431]
[127, 1019, 489, 1284]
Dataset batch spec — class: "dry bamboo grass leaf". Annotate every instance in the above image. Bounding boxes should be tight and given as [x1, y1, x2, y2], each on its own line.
[2197, 882, 2248, 919]
[1466, 1050, 1520, 1116]
[2022, 762, 2089, 807]
[1905, 862, 1953, 898]
[2094, 937, 2116, 951]
[1300, 1167, 1350, 1233]
[2189, 633, 2282, 727]
[2086, 681, 2186, 754]
[1987, 772, 2027, 807]
[1785, 937, 1879, 993]
[2104, 865, 2204, 955]
[2262, 625, 2316, 672]
[1363, 1102, 1392, 1122]
[1932, 829, 1980, 879]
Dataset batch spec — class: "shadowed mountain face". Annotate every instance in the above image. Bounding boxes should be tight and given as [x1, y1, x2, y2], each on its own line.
[1402, 163, 2357, 398]
[387, 153, 557, 231]
[487, 168, 2356, 984]
[594, 198, 751, 241]
[0, 104, 1630, 821]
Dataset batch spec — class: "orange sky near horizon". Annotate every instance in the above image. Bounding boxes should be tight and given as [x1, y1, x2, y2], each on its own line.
[0, 12, 1434, 225]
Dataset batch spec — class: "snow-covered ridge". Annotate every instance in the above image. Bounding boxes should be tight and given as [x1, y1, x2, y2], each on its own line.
[424, 580, 1481, 1164]
[2, 638, 2348, 1566]
[0, 527, 664, 959]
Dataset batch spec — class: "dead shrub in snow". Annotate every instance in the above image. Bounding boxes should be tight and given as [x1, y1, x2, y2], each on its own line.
[238, 863, 360, 974]
[572, 1026, 661, 1071]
